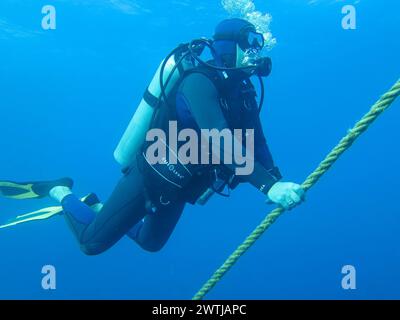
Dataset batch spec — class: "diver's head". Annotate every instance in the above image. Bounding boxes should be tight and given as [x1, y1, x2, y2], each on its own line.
[212, 18, 270, 76]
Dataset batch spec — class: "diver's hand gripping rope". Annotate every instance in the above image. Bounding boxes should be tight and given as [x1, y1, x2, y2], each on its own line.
[192, 78, 400, 300]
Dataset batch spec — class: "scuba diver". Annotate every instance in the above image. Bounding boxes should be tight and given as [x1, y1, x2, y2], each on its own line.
[0, 19, 304, 255]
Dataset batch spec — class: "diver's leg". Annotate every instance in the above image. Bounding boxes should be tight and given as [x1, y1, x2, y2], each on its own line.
[62, 163, 148, 255]
[127, 201, 186, 252]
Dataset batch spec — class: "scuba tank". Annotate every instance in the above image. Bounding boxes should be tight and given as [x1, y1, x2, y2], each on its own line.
[114, 51, 195, 168]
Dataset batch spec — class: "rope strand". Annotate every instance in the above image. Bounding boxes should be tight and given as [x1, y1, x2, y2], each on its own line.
[193, 79, 400, 300]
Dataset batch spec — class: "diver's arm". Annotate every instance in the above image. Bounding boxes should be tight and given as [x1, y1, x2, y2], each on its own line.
[177, 72, 281, 195]
[252, 97, 305, 209]
[240, 87, 306, 209]
[254, 115, 276, 170]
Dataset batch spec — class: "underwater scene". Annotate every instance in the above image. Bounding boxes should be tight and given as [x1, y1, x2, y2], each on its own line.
[0, 0, 399, 300]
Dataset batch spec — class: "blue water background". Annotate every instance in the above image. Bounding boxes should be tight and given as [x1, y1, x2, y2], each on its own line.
[0, 0, 399, 299]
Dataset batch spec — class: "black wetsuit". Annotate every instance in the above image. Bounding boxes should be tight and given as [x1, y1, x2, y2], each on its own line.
[62, 71, 280, 255]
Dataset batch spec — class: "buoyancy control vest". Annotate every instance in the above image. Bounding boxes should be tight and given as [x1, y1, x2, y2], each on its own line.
[138, 65, 264, 209]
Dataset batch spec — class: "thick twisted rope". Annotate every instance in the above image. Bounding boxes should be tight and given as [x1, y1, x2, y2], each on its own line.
[193, 79, 400, 300]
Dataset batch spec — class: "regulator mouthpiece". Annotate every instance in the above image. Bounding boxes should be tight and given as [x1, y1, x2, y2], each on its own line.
[255, 57, 272, 77]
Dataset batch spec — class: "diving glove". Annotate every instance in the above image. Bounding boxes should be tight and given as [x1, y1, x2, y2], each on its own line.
[267, 182, 305, 210]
